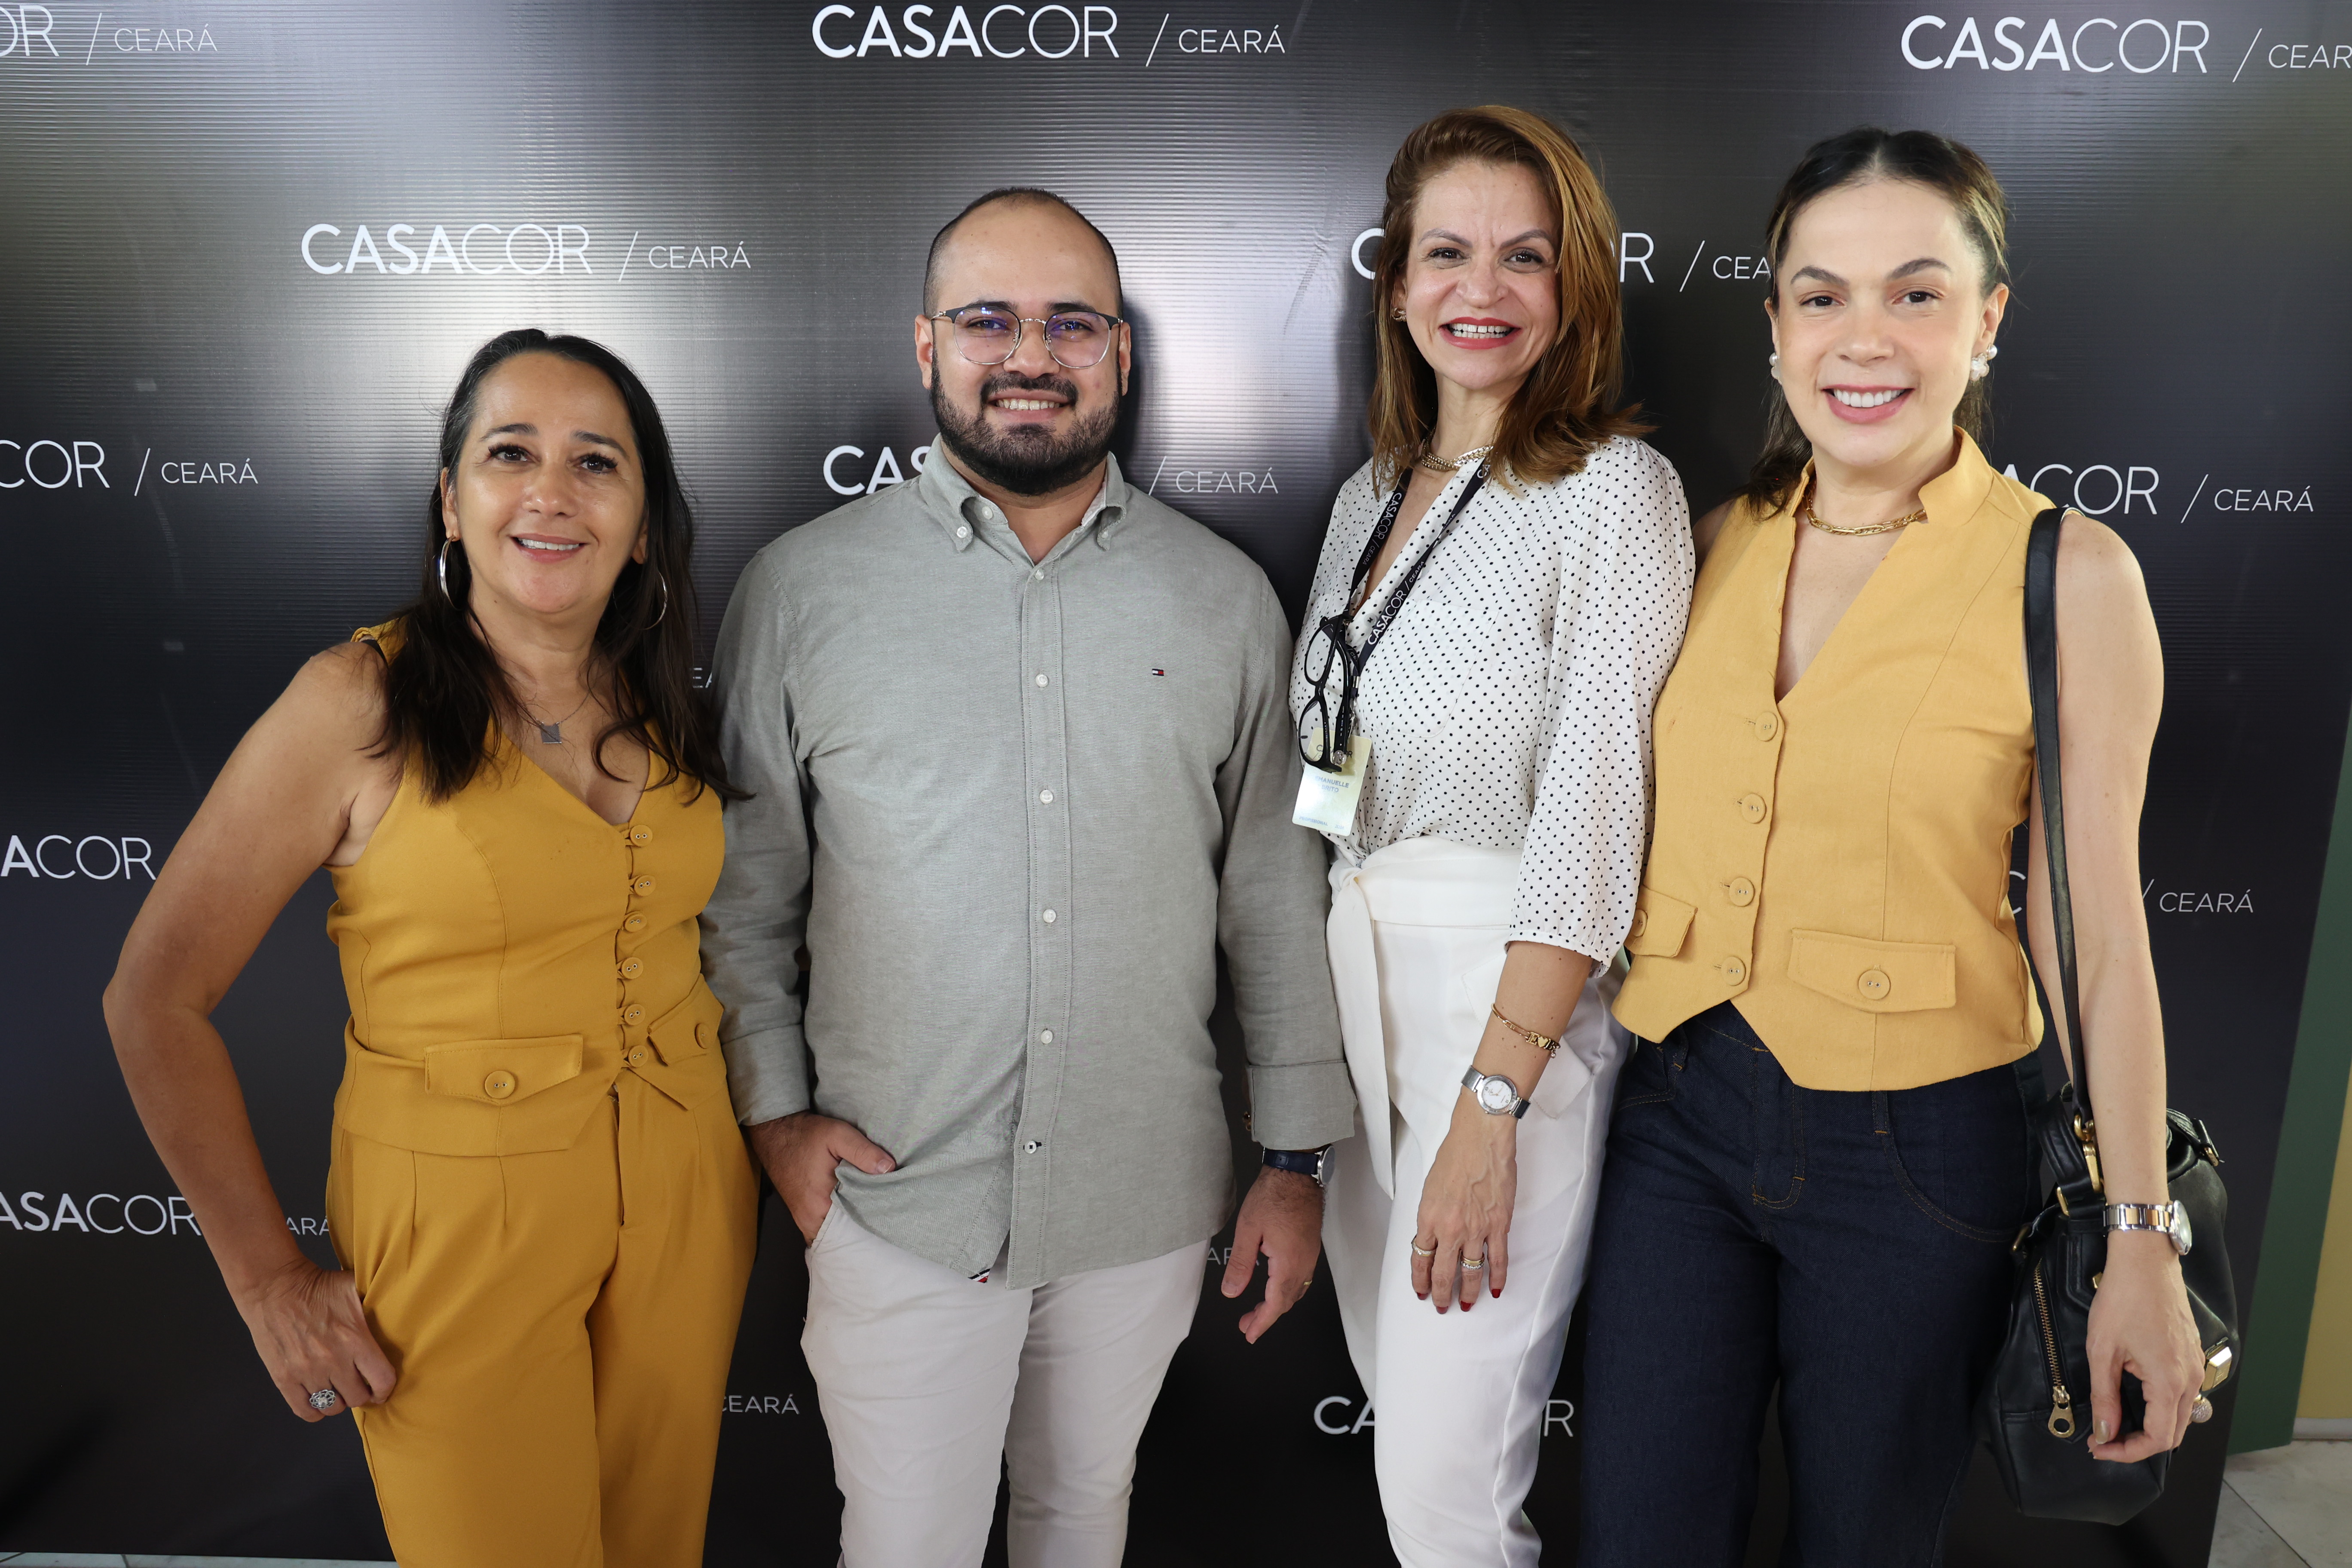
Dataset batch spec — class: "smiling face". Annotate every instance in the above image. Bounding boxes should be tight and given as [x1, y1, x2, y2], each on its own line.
[918, 196, 1130, 498]
[440, 351, 647, 623]
[1769, 177, 2007, 481]
[1393, 159, 1562, 406]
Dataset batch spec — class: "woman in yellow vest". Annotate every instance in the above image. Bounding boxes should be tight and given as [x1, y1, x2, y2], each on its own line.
[1580, 131, 2208, 1564]
[104, 329, 760, 1567]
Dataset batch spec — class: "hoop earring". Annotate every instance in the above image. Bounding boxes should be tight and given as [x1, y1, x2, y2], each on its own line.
[642, 572, 669, 631]
[436, 539, 457, 601]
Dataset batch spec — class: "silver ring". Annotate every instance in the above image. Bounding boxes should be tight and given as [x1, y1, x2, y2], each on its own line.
[1409, 1240, 1437, 1259]
[1460, 1256, 1486, 1270]
[308, 1387, 341, 1411]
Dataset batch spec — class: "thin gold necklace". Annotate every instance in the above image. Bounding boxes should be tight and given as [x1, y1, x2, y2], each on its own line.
[1803, 484, 1927, 537]
[1417, 442, 1496, 474]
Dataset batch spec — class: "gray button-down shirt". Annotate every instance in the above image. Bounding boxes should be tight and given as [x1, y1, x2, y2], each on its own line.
[702, 449, 1353, 1287]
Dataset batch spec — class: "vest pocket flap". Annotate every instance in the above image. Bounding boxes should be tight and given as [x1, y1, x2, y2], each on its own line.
[1788, 931, 1956, 1014]
[647, 984, 720, 1065]
[423, 1035, 585, 1104]
[1624, 886, 1695, 958]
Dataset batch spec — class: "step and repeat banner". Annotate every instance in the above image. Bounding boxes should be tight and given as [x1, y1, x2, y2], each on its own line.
[4, 2, 2349, 1563]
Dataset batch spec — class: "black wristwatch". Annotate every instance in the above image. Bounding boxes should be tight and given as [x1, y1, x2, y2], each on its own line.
[1262, 1145, 1332, 1188]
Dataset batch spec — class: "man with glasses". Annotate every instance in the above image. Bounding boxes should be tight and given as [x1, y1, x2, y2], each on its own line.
[702, 187, 1353, 1567]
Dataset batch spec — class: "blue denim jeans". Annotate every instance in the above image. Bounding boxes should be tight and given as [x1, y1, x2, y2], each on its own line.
[1579, 1003, 2037, 1567]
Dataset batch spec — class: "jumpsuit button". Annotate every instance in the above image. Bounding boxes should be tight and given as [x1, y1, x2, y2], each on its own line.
[1721, 956, 1748, 986]
[1755, 713, 1779, 741]
[626, 1047, 649, 1067]
[633, 876, 656, 896]
[625, 1005, 646, 1025]
[484, 1071, 517, 1100]
[628, 824, 652, 845]
[1727, 878, 1756, 906]
[619, 958, 644, 979]
[625, 914, 646, 933]
[1859, 969, 1892, 1001]
[1738, 793, 1767, 825]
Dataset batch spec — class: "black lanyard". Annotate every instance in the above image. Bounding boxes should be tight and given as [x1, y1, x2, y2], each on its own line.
[1300, 463, 1490, 772]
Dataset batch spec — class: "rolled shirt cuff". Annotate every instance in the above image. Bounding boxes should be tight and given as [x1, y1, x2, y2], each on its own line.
[721, 1023, 814, 1126]
[1244, 1059, 1357, 1151]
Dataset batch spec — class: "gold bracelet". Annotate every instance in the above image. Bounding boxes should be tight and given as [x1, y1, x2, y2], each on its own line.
[1489, 1003, 1560, 1055]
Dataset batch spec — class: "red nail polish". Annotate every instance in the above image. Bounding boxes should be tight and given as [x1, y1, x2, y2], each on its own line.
[1491, 1287, 1501, 1299]
[1417, 1291, 1428, 1301]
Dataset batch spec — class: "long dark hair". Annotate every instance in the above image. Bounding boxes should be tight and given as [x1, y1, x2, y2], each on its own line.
[376, 328, 743, 803]
[1740, 127, 2012, 511]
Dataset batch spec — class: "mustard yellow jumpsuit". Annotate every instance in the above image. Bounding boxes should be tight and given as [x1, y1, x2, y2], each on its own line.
[323, 625, 759, 1568]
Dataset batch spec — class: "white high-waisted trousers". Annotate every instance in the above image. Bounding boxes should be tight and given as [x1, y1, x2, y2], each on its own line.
[1322, 836, 1627, 1568]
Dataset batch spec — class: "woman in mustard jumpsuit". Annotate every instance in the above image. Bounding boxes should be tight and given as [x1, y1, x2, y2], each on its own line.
[107, 328, 759, 1567]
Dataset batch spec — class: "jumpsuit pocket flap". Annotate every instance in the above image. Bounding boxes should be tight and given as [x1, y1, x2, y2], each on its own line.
[1788, 931, 1956, 1014]
[335, 1029, 607, 1157]
[423, 1036, 585, 1104]
[1623, 886, 1695, 958]
[647, 984, 720, 1065]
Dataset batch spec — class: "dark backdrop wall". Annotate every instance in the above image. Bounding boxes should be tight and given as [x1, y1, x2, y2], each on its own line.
[5, 3, 2349, 1563]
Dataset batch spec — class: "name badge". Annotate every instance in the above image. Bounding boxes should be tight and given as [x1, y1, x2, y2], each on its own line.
[1292, 735, 1370, 835]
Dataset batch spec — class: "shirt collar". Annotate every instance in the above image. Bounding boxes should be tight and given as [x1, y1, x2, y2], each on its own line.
[917, 443, 1132, 554]
[1770, 427, 1997, 530]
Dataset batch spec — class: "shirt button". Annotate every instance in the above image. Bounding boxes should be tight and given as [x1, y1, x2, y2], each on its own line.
[625, 914, 646, 933]
[633, 876, 655, 895]
[1721, 956, 1748, 986]
[628, 825, 652, 845]
[1738, 793, 1767, 824]
[1038, 789, 1054, 804]
[626, 1047, 649, 1067]
[1035, 673, 1049, 687]
[619, 958, 644, 978]
[484, 1071, 516, 1100]
[625, 1005, 646, 1025]
[1726, 878, 1756, 906]
[1041, 908, 1057, 924]
[955, 524, 971, 540]
[1024, 1140, 1042, 1154]
[980, 504, 996, 519]
[1859, 968, 1892, 1001]
[1040, 1029, 1054, 1044]
[1755, 713, 1779, 741]
[1032, 569, 1044, 580]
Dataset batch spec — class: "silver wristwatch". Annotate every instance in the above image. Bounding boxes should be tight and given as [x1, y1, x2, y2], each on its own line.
[2103, 1200, 2193, 1257]
[1461, 1066, 1531, 1119]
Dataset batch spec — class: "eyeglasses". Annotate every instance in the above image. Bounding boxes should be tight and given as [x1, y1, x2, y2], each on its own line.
[1297, 613, 1359, 773]
[929, 305, 1125, 369]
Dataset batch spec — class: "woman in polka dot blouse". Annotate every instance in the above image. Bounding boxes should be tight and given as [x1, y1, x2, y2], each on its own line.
[1289, 107, 1692, 1567]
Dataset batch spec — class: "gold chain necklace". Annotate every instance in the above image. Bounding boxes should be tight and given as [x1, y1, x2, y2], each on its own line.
[1416, 442, 1496, 474]
[1803, 484, 1927, 537]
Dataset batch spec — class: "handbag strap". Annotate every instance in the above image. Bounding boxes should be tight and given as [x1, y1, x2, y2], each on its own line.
[2024, 505, 2091, 1124]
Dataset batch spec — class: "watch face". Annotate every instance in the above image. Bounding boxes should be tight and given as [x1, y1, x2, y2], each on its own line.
[1476, 1075, 1517, 1113]
[2171, 1206, 2194, 1256]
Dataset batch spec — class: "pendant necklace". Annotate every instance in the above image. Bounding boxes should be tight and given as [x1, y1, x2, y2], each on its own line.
[1802, 482, 1928, 538]
[519, 689, 591, 745]
[1416, 442, 1496, 475]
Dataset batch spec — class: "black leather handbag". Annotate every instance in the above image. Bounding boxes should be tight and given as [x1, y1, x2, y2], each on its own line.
[1977, 507, 2240, 1523]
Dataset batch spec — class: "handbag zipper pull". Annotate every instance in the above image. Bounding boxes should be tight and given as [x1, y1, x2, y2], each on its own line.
[2047, 1386, 2076, 1439]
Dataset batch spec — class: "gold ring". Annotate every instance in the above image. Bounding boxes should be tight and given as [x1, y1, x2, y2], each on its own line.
[1461, 1256, 1486, 1270]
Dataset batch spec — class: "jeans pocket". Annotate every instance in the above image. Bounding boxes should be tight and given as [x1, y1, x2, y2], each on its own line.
[1876, 1070, 2035, 1243]
[1615, 1037, 1679, 1108]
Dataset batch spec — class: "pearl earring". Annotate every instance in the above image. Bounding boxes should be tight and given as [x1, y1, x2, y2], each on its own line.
[1768, 352, 1779, 371]
[1969, 343, 2000, 380]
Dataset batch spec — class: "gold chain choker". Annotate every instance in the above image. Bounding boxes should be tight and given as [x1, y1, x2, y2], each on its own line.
[1803, 486, 1927, 537]
[1417, 443, 1496, 474]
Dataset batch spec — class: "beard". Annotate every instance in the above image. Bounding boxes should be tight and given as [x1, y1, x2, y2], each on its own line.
[930, 369, 1118, 498]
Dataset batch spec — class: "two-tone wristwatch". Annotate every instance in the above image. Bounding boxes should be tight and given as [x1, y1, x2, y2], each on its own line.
[1263, 1146, 1333, 1188]
[2104, 1200, 2193, 1256]
[1462, 1066, 1532, 1119]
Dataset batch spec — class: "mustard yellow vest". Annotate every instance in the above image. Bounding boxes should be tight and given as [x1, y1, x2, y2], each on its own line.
[1613, 435, 2050, 1090]
[326, 622, 731, 1156]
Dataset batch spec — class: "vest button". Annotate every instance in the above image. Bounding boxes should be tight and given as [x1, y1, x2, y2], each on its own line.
[1755, 713, 1779, 741]
[1738, 793, 1767, 824]
[626, 1047, 649, 1067]
[484, 1071, 516, 1100]
[620, 958, 644, 979]
[633, 876, 656, 896]
[1721, 956, 1748, 986]
[1629, 909, 1650, 937]
[625, 1005, 646, 1025]
[628, 825, 652, 845]
[1859, 968, 1892, 1000]
[624, 914, 646, 933]
[1726, 878, 1755, 906]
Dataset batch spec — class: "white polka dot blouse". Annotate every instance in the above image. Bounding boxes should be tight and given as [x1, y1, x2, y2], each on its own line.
[1290, 436, 1695, 964]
